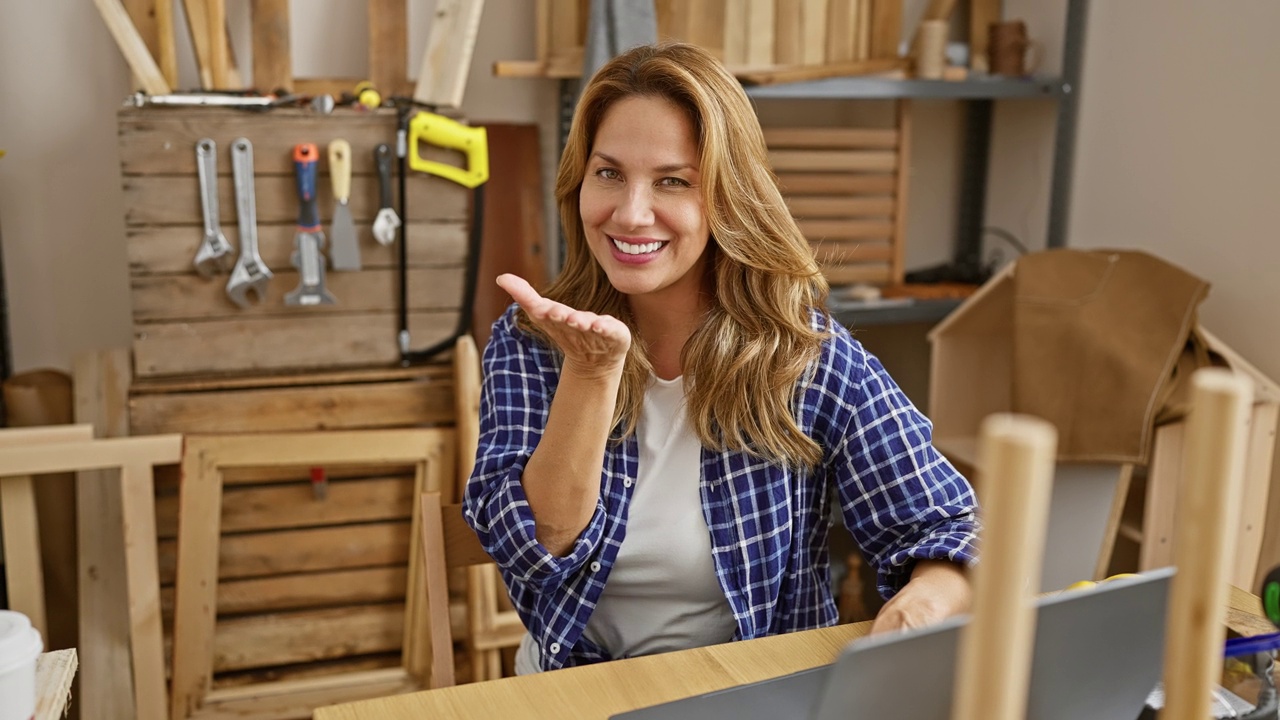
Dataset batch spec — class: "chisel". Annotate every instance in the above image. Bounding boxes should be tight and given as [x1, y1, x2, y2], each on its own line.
[327, 138, 361, 270]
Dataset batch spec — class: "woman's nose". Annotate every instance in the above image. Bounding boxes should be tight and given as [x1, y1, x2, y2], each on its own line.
[612, 187, 654, 229]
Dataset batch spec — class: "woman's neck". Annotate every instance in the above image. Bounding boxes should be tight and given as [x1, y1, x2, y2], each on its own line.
[629, 288, 710, 381]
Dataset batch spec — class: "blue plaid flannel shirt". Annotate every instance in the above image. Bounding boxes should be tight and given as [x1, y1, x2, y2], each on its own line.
[464, 305, 979, 671]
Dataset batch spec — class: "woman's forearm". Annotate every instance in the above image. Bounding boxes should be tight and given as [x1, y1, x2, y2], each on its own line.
[521, 363, 623, 555]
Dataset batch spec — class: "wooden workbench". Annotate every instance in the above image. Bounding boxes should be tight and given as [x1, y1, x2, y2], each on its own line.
[315, 586, 1270, 720]
[35, 648, 78, 720]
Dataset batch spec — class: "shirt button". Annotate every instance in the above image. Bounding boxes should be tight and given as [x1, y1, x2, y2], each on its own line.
[623, 478, 633, 488]
[549, 642, 561, 654]
[590, 561, 601, 572]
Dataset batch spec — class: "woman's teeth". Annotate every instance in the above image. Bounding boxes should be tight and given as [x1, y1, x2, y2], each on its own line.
[612, 238, 664, 255]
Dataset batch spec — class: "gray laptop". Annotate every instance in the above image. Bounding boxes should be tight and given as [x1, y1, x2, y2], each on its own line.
[612, 567, 1174, 720]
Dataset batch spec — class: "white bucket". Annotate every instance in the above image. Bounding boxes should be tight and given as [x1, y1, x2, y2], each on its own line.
[0, 611, 43, 720]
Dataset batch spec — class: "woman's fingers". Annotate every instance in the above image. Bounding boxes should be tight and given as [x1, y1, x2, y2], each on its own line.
[496, 273, 631, 357]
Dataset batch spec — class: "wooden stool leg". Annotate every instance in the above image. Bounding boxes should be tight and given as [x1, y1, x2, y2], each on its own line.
[1161, 368, 1253, 720]
[952, 413, 1058, 720]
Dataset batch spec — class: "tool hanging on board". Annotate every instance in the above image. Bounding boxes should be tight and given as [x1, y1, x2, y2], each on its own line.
[395, 106, 489, 364]
[327, 139, 361, 271]
[225, 138, 272, 307]
[372, 144, 400, 246]
[193, 138, 234, 276]
[285, 143, 337, 306]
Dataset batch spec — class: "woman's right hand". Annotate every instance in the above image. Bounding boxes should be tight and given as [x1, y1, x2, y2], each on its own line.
[496, 274, 631, 378]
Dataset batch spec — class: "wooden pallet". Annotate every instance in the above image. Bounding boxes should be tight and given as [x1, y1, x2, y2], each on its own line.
[767, 111, 911, 288]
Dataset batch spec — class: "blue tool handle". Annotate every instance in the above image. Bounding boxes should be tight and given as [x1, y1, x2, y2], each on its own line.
[293, 143, 321, 231]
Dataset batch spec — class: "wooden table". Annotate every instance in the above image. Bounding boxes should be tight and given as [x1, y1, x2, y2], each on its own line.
[35, 649, 78, 720]
[316, 586, 1271, 720]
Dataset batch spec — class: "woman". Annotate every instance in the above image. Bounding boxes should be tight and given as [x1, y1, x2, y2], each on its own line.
[464, 42, 978, 674]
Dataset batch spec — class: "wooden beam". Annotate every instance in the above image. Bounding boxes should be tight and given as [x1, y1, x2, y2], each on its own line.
[414, 0, 486, 108]
[969, 0, 1000, 73]
[207, 0, 228, 88]
[251, 0, 292, 91]
[869, 0, 902, 59]
[368, 0, 410, 96]
[92, 0, 171, 94]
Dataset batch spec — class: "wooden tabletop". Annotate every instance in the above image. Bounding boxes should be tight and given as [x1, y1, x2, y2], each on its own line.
[316, 620, 871, 720]
[316, 585, 1272, 720]
[35, 649, 78, 720]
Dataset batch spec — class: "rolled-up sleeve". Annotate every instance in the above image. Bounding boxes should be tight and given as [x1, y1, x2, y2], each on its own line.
[463, 309, 608, 590]
[820, 332, 979, 598]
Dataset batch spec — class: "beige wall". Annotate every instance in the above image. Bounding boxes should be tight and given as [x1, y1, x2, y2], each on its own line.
[0, 0, 1276, 393]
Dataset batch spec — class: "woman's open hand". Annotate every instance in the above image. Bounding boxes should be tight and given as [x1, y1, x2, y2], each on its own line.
[497, 274, 631, 379]
[868, 560, 971, 635]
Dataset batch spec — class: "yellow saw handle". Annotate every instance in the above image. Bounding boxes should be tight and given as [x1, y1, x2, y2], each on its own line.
[408, 111, 489, 188]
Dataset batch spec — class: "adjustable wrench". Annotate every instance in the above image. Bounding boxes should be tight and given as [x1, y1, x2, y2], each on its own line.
[285, 143, 336, 306]
[225, 138, 272, 307]
[193, 139, 234, 276]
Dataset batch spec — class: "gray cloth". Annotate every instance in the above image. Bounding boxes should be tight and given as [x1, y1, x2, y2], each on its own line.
[581, 0, 658, 90]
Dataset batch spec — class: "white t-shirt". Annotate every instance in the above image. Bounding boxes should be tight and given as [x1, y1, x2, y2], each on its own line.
[516, 374, 737, 673]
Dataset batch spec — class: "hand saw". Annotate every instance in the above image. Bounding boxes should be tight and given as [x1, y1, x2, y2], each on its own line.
[396, 108, 490, 364]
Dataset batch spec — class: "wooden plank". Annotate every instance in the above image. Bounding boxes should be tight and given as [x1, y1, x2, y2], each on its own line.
[723, 0, 748, 66]
[121, 174, 468, 226]
[969, 0, 1000, 73]
[818, 263, 894, 286]
[810, 241, 894, 265]
[1094, 464, 1134, 580]
[171, 441, 226, 720]
[535, 0, 550, 66]
[131, 268, 463, 322]
[214, 605, 405, 672]
[745, 0, 775, 68]
[160, 567, 409, 618]
[368, 0, 410, 96]
[0, 436, 182, 476]
[207, 0, 229, 88]
[180, 0, 244, 89]
[414, 0, 486, 108]
[155, 476, 413, 538]
[655, 0, 687, 42]
[127, 221, 466, 275]
[1140, 422, 1183, 571]
[129, 377, 455, 434]
[211, 653, 402, 690]
[0, 475, 47, 632]
[548, 0, 582, 72]
[92, 0, 171, 94]
[869, 0, 902, 59]
[856, 0, 871, 60]
[773, 0, 802, 66]
[420, 493, 455, 687]
[131, 363, 450, 396]
[825, 0, 858, 64]
[1234, 402, 1278, 588]
[784, 196, 895, 218]
[768, 149, 897, 173]
[737, 57, 905, 85]
[689, 0, 727, 58]
[117, 109, 398, 176]
[131, 311, 456, 377]
[404, 445, 455, 681]
[765, 126, 899, 149]
[35, 649, 79, 720]
[73, 349, 134, 720]
[775, 172, 896, 194]
[796, 219, 896, 239]
[250, 0, 292, 91]
[120, 460, 169, 720]
[890, 99, 911, 283]
[155, 0, 178, 87]
[800, 0, 827, 65]
[199, 668, 416, 720]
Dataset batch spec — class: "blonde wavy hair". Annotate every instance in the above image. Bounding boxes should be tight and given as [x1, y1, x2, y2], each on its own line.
[519, 42, 830, 468]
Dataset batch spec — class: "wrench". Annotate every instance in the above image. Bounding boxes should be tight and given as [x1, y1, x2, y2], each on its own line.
[225, 138, 272, 307]
[193, 139, 234, 276]
[285, 143, 337, 306]
[371, 143, 400, 245]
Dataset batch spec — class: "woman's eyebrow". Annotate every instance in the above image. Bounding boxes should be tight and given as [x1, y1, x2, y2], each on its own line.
[591, 151, 697, 174]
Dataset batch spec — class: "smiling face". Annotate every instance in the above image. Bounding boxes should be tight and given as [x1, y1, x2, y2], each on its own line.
[579, 94, 712, 313]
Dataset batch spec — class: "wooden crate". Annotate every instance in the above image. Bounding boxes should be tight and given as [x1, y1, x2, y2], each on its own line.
[118, 106, 471, 379]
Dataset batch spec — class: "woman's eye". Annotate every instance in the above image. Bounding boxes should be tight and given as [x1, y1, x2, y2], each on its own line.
[595, 167, 620, 180]
[660, 177, 691, 187]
